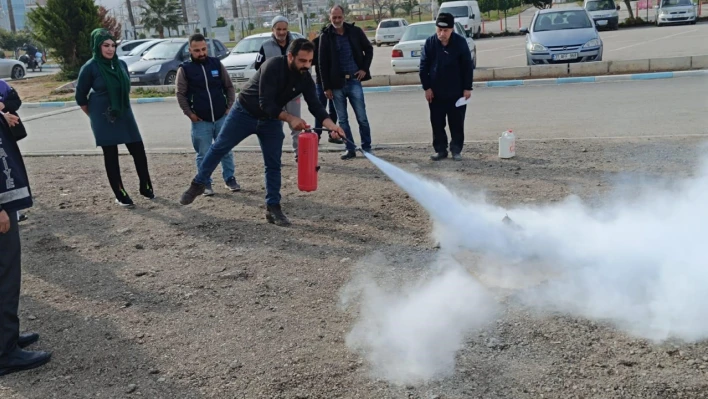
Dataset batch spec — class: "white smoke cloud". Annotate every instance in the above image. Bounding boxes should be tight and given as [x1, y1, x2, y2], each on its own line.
[341, 255, 498, 386]
[344, 152, 708, 385]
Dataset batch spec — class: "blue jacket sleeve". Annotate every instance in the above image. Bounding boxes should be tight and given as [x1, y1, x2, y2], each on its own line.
[75, 62, 93, 107]
[419, 38, 433, 90]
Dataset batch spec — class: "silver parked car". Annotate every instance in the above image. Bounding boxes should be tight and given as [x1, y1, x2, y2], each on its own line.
[0, 59, 26, 80]
[655, 0, 698, 26]
[520, 7, 603, 66]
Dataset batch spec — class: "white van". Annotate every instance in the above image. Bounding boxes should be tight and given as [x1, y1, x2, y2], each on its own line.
[583, 0, 620, 30]
[437, 1, 482, 38]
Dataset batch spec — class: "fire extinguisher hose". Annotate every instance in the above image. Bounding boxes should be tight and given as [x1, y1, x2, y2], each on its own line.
[309, 128, 366, 155]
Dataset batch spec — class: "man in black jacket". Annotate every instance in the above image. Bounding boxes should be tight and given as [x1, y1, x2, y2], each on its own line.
[318, 5, 374, 160]
[179, 39, 345, 227]
[312, 25, 341, 145]
[0, 111, 52, 377]
[419, 12, 473, 162]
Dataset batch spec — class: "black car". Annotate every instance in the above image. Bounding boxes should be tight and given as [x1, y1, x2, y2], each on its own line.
[128, 38, 229, 86]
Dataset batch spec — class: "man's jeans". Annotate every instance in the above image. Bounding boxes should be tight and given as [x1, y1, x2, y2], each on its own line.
[191, 116, 234, 185]
[332, 79, 372, 152]
[315, 83, 337, 134]
[195, 102, 284, 205]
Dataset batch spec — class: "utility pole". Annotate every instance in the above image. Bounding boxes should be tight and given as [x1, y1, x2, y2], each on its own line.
[125, 0, 137, 39]
[7, 0, 16, 33]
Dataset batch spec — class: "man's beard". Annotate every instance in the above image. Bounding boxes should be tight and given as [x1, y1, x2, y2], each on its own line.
[275, 34, 287, 42]
[332, 22, 343, 29]
[289, 61, 308, 74]
[194, 54, 207, 63]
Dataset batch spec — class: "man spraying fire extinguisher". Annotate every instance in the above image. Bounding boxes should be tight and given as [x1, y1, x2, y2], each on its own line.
[179, 38, 345, 227]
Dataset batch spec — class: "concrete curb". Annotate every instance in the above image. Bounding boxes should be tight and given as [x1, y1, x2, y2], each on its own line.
[23, 69, 708, 109]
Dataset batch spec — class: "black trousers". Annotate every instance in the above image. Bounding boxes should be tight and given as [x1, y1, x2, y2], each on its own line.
[0, 211, 21, 358]
[101, 141, 152, 200]
[429, 98, 466, 155]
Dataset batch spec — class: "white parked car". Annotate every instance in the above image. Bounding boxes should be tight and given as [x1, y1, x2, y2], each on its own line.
[119, 39, 167, 67]
[222, 32, 305, 85]
[374, 18, 408, 47]
[115, 39, 152, 57]
[391, 21, 476, 74]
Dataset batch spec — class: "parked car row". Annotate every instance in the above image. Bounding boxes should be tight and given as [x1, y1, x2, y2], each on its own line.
[221, 32, 305, 84]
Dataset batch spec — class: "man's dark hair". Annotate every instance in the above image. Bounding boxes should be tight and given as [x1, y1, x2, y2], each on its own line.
[189, 33, 206, 44]
[288, 38, 315, 56]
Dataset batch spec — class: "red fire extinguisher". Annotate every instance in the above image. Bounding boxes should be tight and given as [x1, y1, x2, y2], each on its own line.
[297, 129, 319, 192]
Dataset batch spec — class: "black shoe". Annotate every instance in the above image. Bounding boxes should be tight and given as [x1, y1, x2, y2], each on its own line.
[140, 182, 155, 199]
[363, 148, 374, 156]
[328, 137, 344, 144]
[341, 150, 356, 160]
[18, 213, 28, 222]
[0, 348, 52, 377]
[430, 152, 448, 161]
[17, 333, 39, 349]
[452, 153, 462, 161]
[179, 180, 206, 205]
[265, 204, 291, 227]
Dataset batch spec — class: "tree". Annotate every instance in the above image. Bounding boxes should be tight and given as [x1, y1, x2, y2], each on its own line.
[26, 0, 101, 78]
[366, 0, 387, 23]
[386, 0, 398, 17]
[276, 0, 295, 16]
[6, 0, 15, 33]
[98, 6, 122, 40]
[399, 0, 418, 17]
[140, 0, 182, 39]
[216, 16, 226, 26]
[0, 29, 33, 52]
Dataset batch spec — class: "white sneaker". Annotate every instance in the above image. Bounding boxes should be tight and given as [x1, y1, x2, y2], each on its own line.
[203, 184, 215, 196]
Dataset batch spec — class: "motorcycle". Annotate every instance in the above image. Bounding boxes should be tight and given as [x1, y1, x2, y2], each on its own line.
[17, 52, 42, 72]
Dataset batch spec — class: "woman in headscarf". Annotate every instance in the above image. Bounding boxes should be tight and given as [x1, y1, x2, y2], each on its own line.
[75, 28, 154, 208]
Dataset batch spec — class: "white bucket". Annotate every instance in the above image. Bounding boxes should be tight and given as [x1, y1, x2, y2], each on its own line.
[498, 130, 516, 159]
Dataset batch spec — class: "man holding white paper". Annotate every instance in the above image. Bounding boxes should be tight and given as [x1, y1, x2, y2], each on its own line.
[419, 12, 473, 161]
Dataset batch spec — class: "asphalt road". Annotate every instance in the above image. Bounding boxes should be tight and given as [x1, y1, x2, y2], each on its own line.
[19, 75, 707, 155]
[369, 21, 708, 72]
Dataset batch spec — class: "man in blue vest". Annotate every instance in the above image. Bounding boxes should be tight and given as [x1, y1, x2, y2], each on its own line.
[176, 33, 239, 196]
[0, 112, 51, 376]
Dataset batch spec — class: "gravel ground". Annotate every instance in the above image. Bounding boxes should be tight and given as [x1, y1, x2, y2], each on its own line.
[1, 136, 707, 399]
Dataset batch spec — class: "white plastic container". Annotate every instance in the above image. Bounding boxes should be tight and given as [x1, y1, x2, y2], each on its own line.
[498, 130, 516, 159]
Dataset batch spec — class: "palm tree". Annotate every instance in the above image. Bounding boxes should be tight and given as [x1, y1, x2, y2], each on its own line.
[7, 0, 16, 33]
[140, 0, 182, 39]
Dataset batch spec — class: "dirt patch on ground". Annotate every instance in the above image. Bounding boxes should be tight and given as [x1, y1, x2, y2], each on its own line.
[11, 75, 74, 103]
[1, 137, 707, 398]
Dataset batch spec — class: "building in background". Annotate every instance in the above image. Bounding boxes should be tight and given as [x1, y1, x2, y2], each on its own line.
[0, 0, 32, 32]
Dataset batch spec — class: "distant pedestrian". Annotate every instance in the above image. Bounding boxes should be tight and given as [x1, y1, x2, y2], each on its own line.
[0, 104, 51, 377]
[419, 12, 473, 161]
[75, 28, 154, 207]
[255, 16, 304, 161]
[319, 4, 374, 159]
[176, 33, 239, 196]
